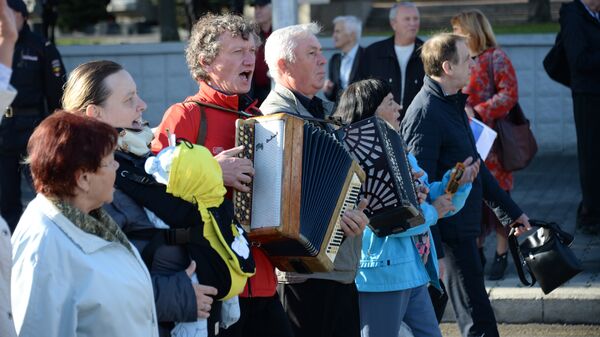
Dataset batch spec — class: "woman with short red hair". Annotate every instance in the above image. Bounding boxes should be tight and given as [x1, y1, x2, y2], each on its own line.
[10, 111, 158, 337]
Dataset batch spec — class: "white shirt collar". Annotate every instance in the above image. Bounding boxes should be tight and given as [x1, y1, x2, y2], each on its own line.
[343, 43, 360, 60]
[580, 0, 600, 19]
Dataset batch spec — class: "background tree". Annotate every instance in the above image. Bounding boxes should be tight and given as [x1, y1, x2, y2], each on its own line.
[57, 0, 111, 32]
[158, 0, 179, 41]
[528, 0, 552, 22]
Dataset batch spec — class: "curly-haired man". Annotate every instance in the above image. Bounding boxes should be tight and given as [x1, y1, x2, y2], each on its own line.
[151, 13, 294, 337]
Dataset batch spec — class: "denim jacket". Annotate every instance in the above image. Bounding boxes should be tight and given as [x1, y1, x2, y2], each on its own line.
[356, 153, 471, 292]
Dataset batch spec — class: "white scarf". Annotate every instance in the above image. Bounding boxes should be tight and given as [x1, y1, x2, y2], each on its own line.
[117, 125, 154, 156]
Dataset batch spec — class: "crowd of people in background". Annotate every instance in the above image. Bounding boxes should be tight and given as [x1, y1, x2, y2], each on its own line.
[0, 0, 598, 337]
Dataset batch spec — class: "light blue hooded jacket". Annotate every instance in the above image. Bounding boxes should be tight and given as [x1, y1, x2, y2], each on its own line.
[356, 153, 471, 292]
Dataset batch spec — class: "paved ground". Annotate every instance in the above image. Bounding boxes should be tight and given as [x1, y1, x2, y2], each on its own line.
[442, 153, 600, 324]
[439, 323, 600, 337]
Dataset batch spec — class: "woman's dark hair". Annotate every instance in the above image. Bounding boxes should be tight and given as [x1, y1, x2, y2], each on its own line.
[334, 79, 392, 124]
[27, 110, 118, 198]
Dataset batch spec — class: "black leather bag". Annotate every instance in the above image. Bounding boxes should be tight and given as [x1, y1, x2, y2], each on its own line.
[428, 279, 448, 323]
[508, 219, 583, 294]
[543, 30, 570, 87]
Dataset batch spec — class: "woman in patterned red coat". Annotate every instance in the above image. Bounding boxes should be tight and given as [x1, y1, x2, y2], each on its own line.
[452, 9, 518, 280]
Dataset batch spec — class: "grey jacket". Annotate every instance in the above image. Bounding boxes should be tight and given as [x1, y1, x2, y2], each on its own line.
[260, 84, 361, 284]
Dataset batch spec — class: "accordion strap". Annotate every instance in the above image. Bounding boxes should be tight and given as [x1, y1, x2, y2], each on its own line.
[281, 110, 344, 127]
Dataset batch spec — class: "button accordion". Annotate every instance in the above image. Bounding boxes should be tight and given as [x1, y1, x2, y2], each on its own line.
[234, 113, 365, 273]
[335, 116, 424, 237]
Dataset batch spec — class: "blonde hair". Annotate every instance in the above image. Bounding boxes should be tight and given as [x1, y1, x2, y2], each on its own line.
[451, 9, 497, 54]
[62, 60, 123, 114]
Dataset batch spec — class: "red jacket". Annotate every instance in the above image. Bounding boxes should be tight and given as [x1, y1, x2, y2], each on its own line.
[151, 82, 277, 297]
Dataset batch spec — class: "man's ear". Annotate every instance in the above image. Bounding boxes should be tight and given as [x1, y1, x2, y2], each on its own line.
[441, 60, 453, 76]
[199, 57, 211, 73]
[277, 58, 289, 75]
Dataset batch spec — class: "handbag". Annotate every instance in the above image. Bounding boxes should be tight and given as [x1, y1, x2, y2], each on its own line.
[543, 30, 570, 87]
[428, 279, 448, 323]
[486, 50, 538, 171]
[494, 103, 538, 171]
[508, 219, 583, 295]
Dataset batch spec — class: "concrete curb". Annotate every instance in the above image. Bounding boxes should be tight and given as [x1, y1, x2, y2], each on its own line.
[442, 277, 600, 324]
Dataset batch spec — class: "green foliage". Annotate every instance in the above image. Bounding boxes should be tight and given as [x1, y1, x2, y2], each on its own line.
[57, 0, 111, 32]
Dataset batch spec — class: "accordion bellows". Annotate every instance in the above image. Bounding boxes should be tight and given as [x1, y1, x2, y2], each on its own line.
[234, 113, 365, 273]
[336, 117, 424, 237]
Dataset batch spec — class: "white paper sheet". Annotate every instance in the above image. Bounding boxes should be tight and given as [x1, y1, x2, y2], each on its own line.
[469, 118, 497, 160]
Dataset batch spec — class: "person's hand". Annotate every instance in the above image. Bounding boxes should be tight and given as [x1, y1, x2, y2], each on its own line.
[465, 105, 475, 119]
[323, 79, 334, 95]
[0, 0, 17, 43]
[185, 261, 218, 319]
[412, 169, 429, 204]
[432, 194, 455, 219]
[416, 184, 429, 204]
[215, 145, 255, 192]
[458, 156, 481, 186]
[510, 213, 531, 237]
[412, 168, 424, 182]
[438, 257, 446, 279]
[0, 0, 17, 68]
[340, 198, 369, 237]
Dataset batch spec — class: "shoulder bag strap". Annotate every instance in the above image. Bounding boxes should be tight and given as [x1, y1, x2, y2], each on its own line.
[181, 101, 208, 146]
[487, 50, 496, 95]
[196, 104, 207, 146]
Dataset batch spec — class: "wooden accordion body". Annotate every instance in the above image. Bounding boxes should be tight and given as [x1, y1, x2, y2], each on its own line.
[234, 113, 365, 273]
[335, 117, 424, 237]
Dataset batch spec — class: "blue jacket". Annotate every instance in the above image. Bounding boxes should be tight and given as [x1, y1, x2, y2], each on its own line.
[356, 153, 471, 292]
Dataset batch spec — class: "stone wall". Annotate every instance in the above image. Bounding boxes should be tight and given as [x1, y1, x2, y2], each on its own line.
[57, 33, 574, 154]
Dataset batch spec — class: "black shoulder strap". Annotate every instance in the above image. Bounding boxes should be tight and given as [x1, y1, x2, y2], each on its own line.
[195, 103, 207, 146]
[132, 226, 208, 269]
[183, 99, 264, 146]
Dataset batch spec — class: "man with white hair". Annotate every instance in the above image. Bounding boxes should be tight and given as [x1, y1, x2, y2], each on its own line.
[323, 15, 364, 103]
[358, 1, 424, 121]
[261, 23, 369, 337]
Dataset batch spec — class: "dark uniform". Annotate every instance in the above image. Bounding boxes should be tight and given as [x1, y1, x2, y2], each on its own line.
[0, 22, 66, 231]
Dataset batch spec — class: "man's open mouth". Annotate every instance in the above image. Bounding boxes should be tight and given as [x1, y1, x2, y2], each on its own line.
[239, 71, 252, 81]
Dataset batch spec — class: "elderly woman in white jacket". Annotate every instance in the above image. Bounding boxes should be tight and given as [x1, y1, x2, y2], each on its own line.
[0, 0, 18, 336]
[10, 111, 158, 337]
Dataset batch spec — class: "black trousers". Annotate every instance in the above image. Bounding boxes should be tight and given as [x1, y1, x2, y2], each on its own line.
[219, 294, 293, 337]
[279, 279, 360, 337]
[443, 237, 499, 337]
[0, 152, 29, 232]
[573, 93, 600, 226]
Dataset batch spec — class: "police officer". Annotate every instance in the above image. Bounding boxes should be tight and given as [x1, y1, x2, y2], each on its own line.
[0, 0, 65, 231]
